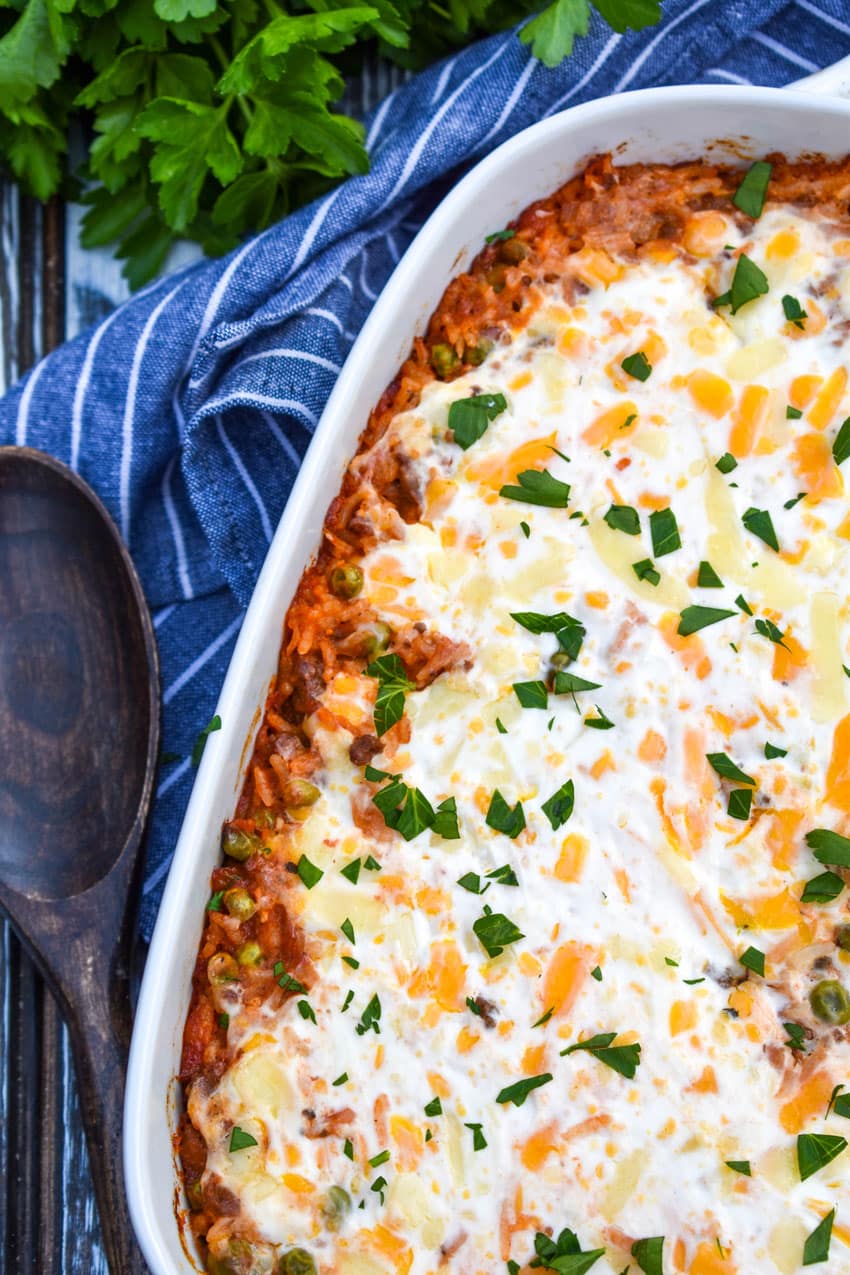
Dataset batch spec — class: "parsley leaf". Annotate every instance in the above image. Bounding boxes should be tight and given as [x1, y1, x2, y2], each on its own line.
[532, 1225, 606, 1273]
[764, 741, 787, 759]
[801, 871, 844, 903]
[229, 1126, 258, 1152]
[541, 779, 575, 830]
[706, 753, 755, 786]
[797, 1132, 847, 1182]
[782, 293, 807, 329]
[740, 945, 765, 977]
[449, 392, 507, 450]
[486, 228, 515, 243]
[424, 1096, 442, 1116]
[732, 160, 771, 217]
[603, 503, 640, 535]
[366, 653, 414, 737]
[632, 558, 660, 586]
[806, 828, 850, 868]
[297, 855, 323, 890]
[631, 1236, 664, 1275]
[372, 774, 459, 841]
[487, 863, 519, 886]
[206, 890, 225, 912]
[513, 680, 549, 709]
[833, 416, 850, 466]
[192, 714, 221, 766]
[677, 606, 736, 636]
[496, 1072, 553, 1106]
[713, 253, 769, 314]
[553, 671, 602, 695]
[561, 1031, 641, 1078]
[742, 505, 779, 551]
[487, 790, 526, 838]
[584, 705, 614, 730]
[649, 507, 680, 557]
[458, 871, 487, 894]
[473, 908, 524, 958]
[500, 469, 570, 507]
[784, 1021, 808, 1052]
[754, 617, 788, 648]
[621, 350, 652, 381]
[464, 1121, 487, 1150]
[803, 1208, 834, 1266]
[725, 1160, 751, 1176]
[697, 561, 724, 588]
[716, 452, 738, 473]
[355, 993, 381, 1036]
[727, 788, 752, 821]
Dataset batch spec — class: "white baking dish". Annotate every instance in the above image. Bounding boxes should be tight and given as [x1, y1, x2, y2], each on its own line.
[125, 71, 850, 1274]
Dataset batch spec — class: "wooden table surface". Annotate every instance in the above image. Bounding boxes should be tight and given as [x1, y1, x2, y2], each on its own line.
[0, 61, 405, 1273]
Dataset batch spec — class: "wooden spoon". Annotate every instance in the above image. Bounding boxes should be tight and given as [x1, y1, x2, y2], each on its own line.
[0, 446, 159, 1273]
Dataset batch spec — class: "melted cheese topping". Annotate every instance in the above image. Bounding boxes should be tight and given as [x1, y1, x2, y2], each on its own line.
[193, 207, 850, 1275]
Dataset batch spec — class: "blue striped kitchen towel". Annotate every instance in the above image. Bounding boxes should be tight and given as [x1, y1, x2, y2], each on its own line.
[1, 0, 848, 936]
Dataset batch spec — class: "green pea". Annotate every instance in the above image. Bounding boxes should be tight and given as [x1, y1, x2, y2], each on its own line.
[361, 622, 391, 659]
[186, 1178, 203, 1211]
[319, 1185, 351, 1231]
[498, 237, 529, 265]
[221, 824, 262, 862]
[486, 263, 509, 293]
[281, 779, 321, 810]
[464, 339, 494, 367]
[207, 952, 239, 986]
[223, 888, 256, 921]
[431, 343, 459, 380]
[810, 979, 850, 1024]
[278, 1249, 317, 1275]
[329, 563, 364, 599]
[236, 941, 263, 967]
[835, 924, 850, 953]
[207, 1238, 269, 1275]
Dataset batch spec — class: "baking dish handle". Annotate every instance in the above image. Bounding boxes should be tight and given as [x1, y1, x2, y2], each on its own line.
[792, 53, 850, 98]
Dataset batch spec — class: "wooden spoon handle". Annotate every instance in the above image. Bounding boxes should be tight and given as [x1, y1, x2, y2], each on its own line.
[63, 964, 149, 1274]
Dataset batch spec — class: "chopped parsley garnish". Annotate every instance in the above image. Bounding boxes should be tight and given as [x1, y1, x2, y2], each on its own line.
[834, 1093, 850, 1119]
[764, 741, 787, 759]
[740, 946, 765, 977]
[513, 680, 549, 709]
[192, 714, 222, 767]
[424, 1096, 442, 1117]
[341, 857, 362, 884]
[732, 160, 771, 218]
[341, 917, 355, 944]
[473, 907, 524, 958]
[496, 717, 508, 734]
[803, 1208, 835, 1266]
[449, 391, 508, 450]
[533, 1007, 554, 1027]
[486, 790, 526, 839]
[584, 705, 614, 730]
[365, 653, 414, 737]
[371, 1176, 387, 1204]
[355, 993, 381, 1036]
[754, 617, 788, 648]
[533, 1227, 605, 1273]
[541, 779, 575, 830]
[218, 1012, 229, 1029]
[742, 505, 779, 551]
[298, 999, 316, 1023]
[500, 469, 570, 508]
[715, 452, 738, 473]
[806, 828, 850, 868]
[561, 1031, 642, 1079]
[725, 1159, 751, 1176]
[632, 558, 660, 586]
[591, 965, 603, 981]
[464, 1122, 487, 1151]
[782, 294, 807, 329]
[735, 594, 753, 616]
[785, 491, 806, 508]
[206, 890, 225, 912]
[274, 967, 307, 994]
[797, 1132, 847, 1181]
[520, 521, 531, 538]
[487, 863, 519, 886]
[553, 671, 602, 696]
[363, 854, 382, 871]
[621, 351, 652, 381]
[496, 1072, 553, 1107]
[511, 609, 586, 661]
[706, 752, 755, 786]
[372, 773, 460, 841]
[486, 228, 515, 243]
[784, 1021, 808, 1052]
[368, 1149, 390, 1168]
[649, 507, 680, 557]
[343, 1137, 354, 1160]
[229, 1126, 258, 1153]
[833, 416, 850, 466]
[713, 252, 769, 314]
[677, 606, 736, 636]
[297, 855, 324, 890]
[697, 561, 723, 588]
[801, 871, 844, 903]
[342, 956, 360, 970]
[603, 503, 640, 535]
[631, 1235, 665, 1275]
[458, 871, 489, 894]
[727, 788, 753, 821]
[332, 1072, 348, 1086]
[787, 405, 803, 420]
[665, 957, 679, 967]
[682, 977, 705, 985]
[466, 995, 482, 1016]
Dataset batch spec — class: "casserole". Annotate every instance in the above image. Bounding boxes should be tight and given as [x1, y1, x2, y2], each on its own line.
[126, 71, 850, 1275]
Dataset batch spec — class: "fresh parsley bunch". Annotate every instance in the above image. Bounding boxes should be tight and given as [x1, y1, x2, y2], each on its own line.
[0, 0, 660, 287]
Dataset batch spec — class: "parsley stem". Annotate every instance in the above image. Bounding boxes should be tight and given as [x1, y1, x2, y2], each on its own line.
[208, 34, 231, 73]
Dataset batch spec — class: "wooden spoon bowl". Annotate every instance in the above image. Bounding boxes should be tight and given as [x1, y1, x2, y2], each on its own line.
[0, 446, 159, 1273]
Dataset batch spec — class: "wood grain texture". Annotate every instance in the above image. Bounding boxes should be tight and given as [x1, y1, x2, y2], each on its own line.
[0, 53, 407, 1274]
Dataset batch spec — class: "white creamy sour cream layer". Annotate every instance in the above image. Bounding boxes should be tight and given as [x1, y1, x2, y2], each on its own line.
[194, 207, 850, 1275]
